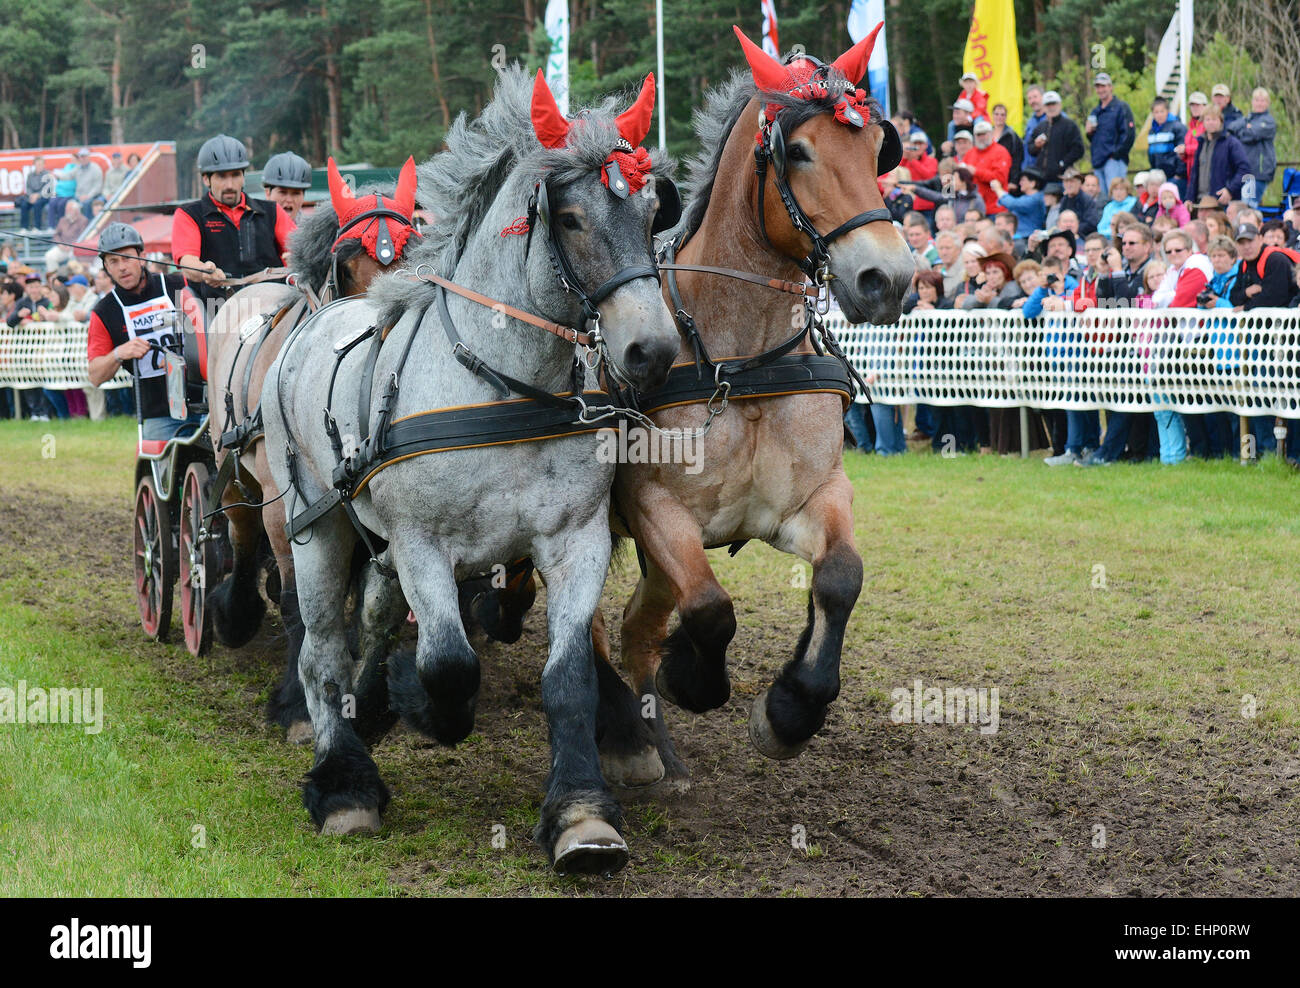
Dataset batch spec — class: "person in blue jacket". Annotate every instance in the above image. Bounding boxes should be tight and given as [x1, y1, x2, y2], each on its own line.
[992, 167, 1046, 243]
[1145, 98, 1188, 195]
[1187, 106, 1252, 207]
[1085, 73, 1136, 196]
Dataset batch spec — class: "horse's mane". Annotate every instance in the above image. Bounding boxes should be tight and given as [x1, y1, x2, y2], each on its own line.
[368, 64, 672, 328]
[678, 63, 884, 241]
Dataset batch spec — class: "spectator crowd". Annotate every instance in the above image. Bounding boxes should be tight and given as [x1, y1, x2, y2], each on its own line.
[850, 75, 1300, 466]
[1, 148, 145, 420]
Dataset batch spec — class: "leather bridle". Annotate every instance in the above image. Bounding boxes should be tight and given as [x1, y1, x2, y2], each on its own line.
[752, 54, 900, 281]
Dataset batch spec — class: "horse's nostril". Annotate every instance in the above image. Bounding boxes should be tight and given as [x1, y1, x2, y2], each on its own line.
[623, 338, 675, 390]
[856, 269, 889, 303]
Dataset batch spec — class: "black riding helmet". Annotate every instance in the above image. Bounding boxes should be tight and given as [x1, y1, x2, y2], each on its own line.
[197, 134, 251, 174]
[262, 151, 312, 189]
[98, 222, 145, 257]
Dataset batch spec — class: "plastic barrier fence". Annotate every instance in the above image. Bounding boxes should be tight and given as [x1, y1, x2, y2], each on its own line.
[834, 307, 1300, 416]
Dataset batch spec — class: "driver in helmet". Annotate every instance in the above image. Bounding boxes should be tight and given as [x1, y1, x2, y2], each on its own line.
[260, 151, 312, 220]
[87, 222, 206, 440]
[170, 133, 296, 301]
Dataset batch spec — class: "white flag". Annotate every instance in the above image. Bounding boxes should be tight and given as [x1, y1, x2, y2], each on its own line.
[761, 0, 779, 58]
[847, 0, 889, 117]
[545, 0, 570, 116]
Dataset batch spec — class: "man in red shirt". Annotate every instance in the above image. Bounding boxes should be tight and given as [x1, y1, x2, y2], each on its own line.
[963, 120, 1011, 215]
[901, 134, 938, 216]
[956, 71, 990, 121]
[87, 223, 206, 439]
[171, 134, 295, 305]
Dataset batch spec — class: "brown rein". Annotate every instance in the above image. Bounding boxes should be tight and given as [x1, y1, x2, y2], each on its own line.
[412, 268, 599, 347]
[656, 262, 824, 300]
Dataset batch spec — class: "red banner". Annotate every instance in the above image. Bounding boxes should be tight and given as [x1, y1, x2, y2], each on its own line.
[0, 143, 158, 203]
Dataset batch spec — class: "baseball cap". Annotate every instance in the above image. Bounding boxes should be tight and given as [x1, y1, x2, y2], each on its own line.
[1188, 91, 1208, 105]
[973, 120, 994, 135]
[1062, 167, 1083, 181]
[906, 133, 927, 146]
[953, 129, 973, 142]
[67, 274, 89, 286]
[1211, 83, 1231, 97]
[1234, 223, 1260, 241]
[77, 147, 90, 156]
[960, 72, 977, 83]
[952, 98, 975, 112]
[1094, 72, 1113, 85]
[1042, 90, 1062, 105]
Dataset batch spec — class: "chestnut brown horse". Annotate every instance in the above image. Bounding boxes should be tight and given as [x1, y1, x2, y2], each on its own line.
[575, 26, 912, 788]
[205, 158, 419, 741]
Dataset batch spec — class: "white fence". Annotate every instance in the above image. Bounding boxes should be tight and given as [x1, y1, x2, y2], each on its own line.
[835, 307, 1300, 416]
[5, 310, 1300, 418]
[0, 322, 130, 391]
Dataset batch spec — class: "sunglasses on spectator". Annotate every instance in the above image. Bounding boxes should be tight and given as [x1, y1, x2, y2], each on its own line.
[1122, 239, 1143, 246]
[1165, 245, 1188, 254]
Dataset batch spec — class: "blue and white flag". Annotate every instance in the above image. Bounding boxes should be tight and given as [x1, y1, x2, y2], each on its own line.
[545, 0, 570, 115]
[847, 0, 889, 117]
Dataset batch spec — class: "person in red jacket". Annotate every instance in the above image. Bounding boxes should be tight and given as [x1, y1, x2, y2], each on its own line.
[901, 134, 939, 216]
[957, 71, 990, 121]
[1176, 92, 1208, 190]
[964, 120, 1011, 215]
[1152, 228, 1212, 307]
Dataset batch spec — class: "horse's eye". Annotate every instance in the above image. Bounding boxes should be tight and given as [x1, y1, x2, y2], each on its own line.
[559, 213, 582, 231]
[787, 144, 809, 163]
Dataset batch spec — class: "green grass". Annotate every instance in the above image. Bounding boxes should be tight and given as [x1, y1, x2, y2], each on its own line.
[1, 416, 1298, 896]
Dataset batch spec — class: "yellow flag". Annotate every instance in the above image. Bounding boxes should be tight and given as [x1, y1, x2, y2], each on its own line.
[963, 0, 1023, 133]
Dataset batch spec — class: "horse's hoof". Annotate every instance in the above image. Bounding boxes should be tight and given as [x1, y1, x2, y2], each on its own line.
[749, 689, 811, 760]
[286, 720, 314, 745]
[553, 819, 629, 877]
[320, 807, 382, 836]
[601, 747, 666, 789]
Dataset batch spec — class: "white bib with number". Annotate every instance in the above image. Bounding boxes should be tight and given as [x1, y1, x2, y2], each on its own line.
[114, 282, 178, 380]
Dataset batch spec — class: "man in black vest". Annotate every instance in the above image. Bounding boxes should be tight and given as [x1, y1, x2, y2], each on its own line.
[87, 223, 206, 440]
[170, 134, 295, 304]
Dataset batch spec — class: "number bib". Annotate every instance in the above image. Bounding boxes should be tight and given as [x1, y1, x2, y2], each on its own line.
[115, 286, 179, 379]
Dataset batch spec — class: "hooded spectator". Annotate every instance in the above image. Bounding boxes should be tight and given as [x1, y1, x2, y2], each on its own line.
[1027, 91, 1084, 183]
[1154, 182, 1191, 228]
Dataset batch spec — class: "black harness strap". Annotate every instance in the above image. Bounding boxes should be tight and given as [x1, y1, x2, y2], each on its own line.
[637, 352, 854, 416]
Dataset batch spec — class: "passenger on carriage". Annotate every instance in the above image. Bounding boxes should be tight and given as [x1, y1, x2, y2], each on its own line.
[170, 134, 296, 304]
[85, 222, 205, 443]
[260, 151, 313, 221]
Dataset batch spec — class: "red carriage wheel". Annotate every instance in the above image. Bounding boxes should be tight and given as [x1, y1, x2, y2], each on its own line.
[134, 474, 175, 642]
[179, 461, 217, 657]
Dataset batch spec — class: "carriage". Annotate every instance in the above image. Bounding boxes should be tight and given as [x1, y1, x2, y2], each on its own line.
[129, 316, 242, 658]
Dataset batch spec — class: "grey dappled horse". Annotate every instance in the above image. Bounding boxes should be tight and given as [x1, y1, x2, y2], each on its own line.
[262, 66, 679, 874]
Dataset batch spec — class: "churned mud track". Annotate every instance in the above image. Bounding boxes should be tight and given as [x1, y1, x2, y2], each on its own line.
[4, 487, 1297, 896]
